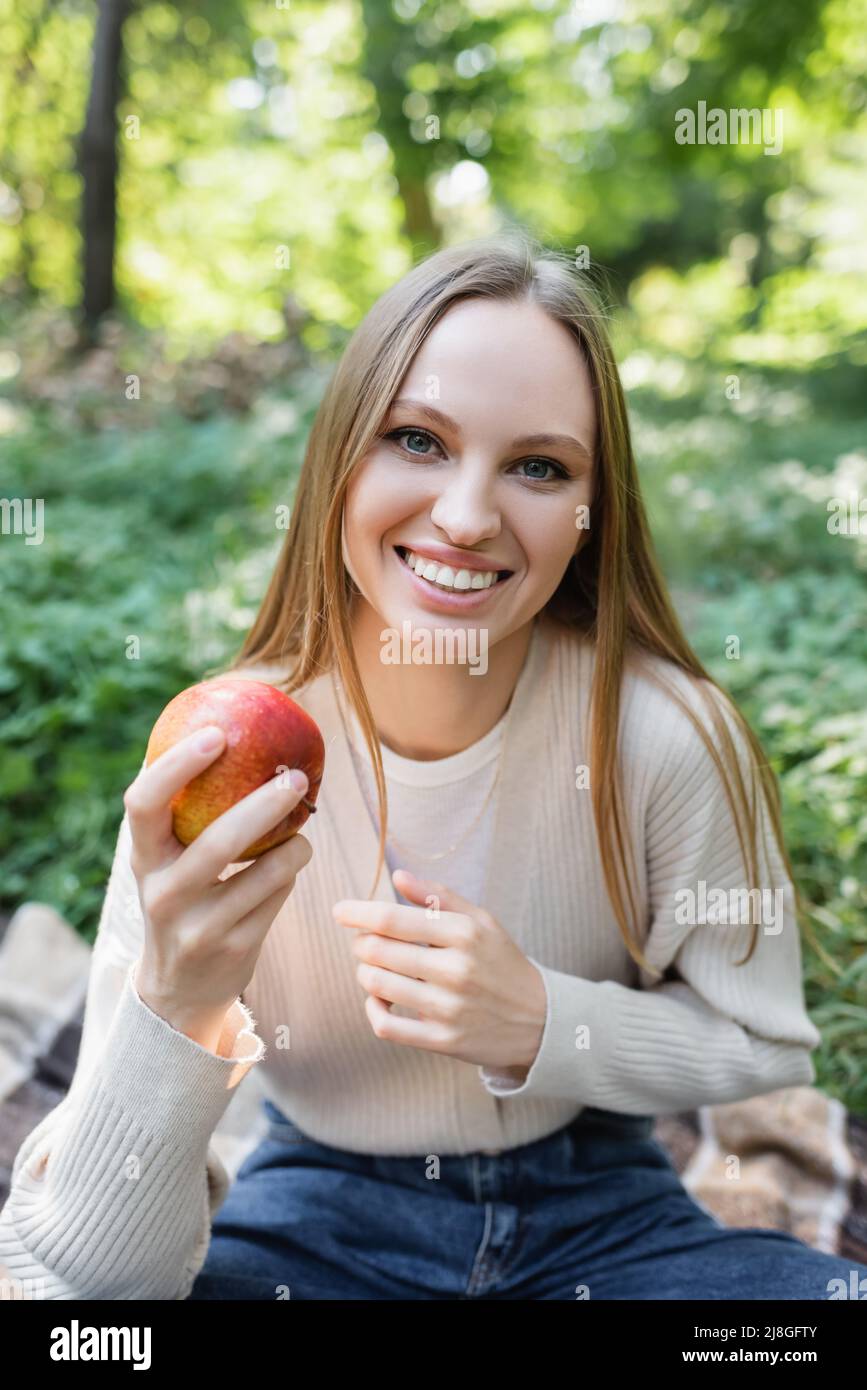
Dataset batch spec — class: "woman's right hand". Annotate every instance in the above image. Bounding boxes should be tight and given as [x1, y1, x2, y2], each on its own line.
[123, 723, 314, 1053]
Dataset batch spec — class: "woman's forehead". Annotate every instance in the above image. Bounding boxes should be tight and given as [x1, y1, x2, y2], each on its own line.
[396, 299, 596, 448]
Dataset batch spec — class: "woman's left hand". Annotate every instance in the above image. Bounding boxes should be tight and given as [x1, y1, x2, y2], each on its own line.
[332, 868, 547, 1072]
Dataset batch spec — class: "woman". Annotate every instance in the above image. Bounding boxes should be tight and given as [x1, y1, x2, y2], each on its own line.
[2, 234, 863, 1300]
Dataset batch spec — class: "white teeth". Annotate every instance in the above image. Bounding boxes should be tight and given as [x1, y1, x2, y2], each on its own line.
[403, 549, 498, 591]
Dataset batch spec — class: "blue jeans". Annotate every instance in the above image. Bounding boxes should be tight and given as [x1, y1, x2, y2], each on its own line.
[187, 1098, 867, 1300]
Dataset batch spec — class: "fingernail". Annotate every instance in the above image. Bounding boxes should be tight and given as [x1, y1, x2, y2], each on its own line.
[289, 769, 309, 794]
[195, 726, 224, 753]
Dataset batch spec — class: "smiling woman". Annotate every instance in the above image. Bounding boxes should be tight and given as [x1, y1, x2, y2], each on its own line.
[337, 292, 598, 764]
[3, 232, 863, 1303]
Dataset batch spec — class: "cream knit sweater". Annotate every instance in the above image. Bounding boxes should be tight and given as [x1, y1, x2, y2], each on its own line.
[0, 612, 820, 1299]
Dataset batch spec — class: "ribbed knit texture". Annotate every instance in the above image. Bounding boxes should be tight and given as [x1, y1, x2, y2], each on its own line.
[0, 611, 820, 1298]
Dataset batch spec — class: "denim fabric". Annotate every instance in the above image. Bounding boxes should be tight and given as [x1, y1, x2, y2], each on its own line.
[187, 1098, 867, 1300]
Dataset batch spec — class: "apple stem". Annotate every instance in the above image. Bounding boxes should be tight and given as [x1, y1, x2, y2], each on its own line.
[301, 797, 317, 814]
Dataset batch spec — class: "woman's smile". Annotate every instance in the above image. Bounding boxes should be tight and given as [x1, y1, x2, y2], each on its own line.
[392, 543, 516, 612]
[337, 293, 591, 765]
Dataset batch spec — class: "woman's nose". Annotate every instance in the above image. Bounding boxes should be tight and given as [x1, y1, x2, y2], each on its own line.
[428, 468, 500, 546]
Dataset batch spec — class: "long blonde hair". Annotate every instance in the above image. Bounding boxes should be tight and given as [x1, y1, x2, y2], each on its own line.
[230, 232, 798, 977]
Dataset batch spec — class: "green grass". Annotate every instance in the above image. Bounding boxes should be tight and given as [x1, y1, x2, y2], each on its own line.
[0, 375, 323, 934]
[632, 376, 867, 1111]
[1, 357, 865, 1110]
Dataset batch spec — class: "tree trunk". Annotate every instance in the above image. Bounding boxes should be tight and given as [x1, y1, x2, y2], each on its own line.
[76, 0, 130, 343]
[359, 0, 440, 258]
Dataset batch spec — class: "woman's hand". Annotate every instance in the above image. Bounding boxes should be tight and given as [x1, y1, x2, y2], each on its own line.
[125, 724, 314, 1052]
[332, 868, 547, 1073]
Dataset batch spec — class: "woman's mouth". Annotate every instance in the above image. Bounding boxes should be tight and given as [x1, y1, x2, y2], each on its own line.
[394, 545, 513, 599]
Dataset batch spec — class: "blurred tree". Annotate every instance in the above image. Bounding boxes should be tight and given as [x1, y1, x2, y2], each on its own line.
[0, 0, 863, 361]
[360, 0, 439, 254]
[78, 0, 131, 340]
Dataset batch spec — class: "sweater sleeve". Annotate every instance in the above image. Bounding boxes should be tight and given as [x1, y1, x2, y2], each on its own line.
[479, 683, 821, 1114]
[0, 810, 267, 1300]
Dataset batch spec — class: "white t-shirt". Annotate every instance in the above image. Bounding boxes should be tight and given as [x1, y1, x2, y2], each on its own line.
[344, 704, 506, 908]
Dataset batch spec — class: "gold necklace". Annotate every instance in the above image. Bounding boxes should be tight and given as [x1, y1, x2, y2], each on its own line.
[336, 678, 507, 862]
[383, 755, 503, 863]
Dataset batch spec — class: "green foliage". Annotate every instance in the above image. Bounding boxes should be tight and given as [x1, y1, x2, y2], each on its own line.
[0, 377, 323, 939]
[0, 0, 864, 1110]
[631, 379, 867, 1110]
[2, 0, 865, 362]
[2, 354, 864, 1107]
[693, 575, 867, 1110]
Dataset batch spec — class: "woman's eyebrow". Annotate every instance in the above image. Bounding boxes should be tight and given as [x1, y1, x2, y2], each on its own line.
[389, 397, 593, 461]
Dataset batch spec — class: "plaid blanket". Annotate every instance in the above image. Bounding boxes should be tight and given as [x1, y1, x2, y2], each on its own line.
[2, 904, 865, 1269]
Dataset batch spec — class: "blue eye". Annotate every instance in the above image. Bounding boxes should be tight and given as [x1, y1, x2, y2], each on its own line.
[519, 458, 564, 481]
[386, 428, 438, 456]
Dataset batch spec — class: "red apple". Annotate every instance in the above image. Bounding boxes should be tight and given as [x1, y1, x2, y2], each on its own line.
[145, 677, 325, 859]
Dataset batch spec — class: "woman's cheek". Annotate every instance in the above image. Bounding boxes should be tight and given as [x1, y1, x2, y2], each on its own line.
[519, 511, 582, 580]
